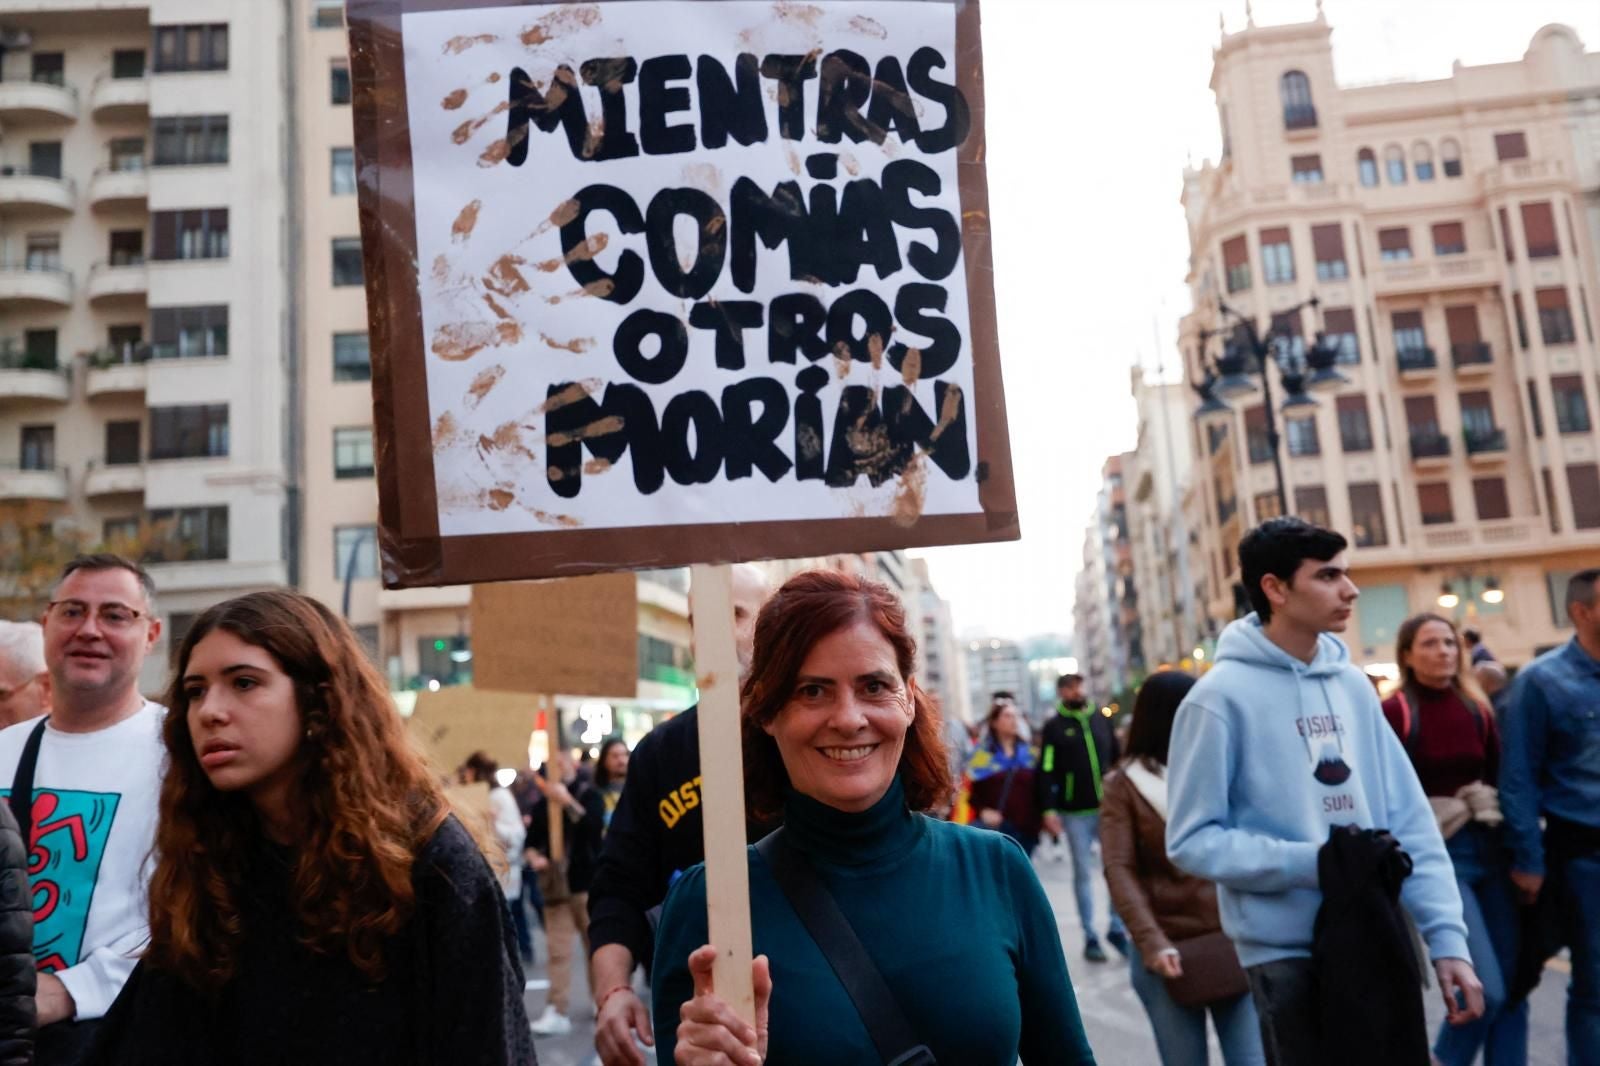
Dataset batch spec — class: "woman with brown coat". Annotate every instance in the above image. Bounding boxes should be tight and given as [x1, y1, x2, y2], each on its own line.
[1102, 671, 1264, 1066]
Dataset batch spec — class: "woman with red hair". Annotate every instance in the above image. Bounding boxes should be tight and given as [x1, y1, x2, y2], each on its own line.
[652, 571, 1095, 1065]
[82, 590, 534, 1065]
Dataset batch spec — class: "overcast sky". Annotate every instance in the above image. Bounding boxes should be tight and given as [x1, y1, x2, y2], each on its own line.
[910, 0, 1600, 642]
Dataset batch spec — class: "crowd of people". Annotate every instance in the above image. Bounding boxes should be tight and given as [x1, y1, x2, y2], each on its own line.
[0, 526, 1592, 1064]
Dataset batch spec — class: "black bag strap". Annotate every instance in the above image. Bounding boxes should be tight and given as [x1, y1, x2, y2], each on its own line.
[8, 718, 48, 849]
[756, 828, 935, 1066]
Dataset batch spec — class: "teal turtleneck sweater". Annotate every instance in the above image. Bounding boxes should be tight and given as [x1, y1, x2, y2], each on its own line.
[653, 776, 1096, 1064]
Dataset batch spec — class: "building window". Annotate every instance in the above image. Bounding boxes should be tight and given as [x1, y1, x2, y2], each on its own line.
[1290, 154, 1323, 183]
[103, 516, 141, 545]
[1570, 464, 1600, 529]
[312, 0, 345, 28]
[1222, 235, 1250, 293]
[1337, 393, 1376, 451]
[1431, 221, 1465, 256]
[1494, 131, 1528, 161]
[108, 137, 146, 172]
[1253, 491, 1283, 522]
[333, 333, 371, 381]
[1440, 138, 1462, 178]
[24, 233, 62, 272]
[1280, 71, 1316, 130]
[147, 506, 229, 561]
[331, 148, 356, 196]
[1405, 393, 1443, 441]
[1538, 288, 1576, 345]
[1323, 307, 1359, 364]
[1378, 227, 1412, 261]
[1260, 227, 1294, 285]
[334, 427, 375, 478]
[1357, 148, 1378, 187]
[1286, 415, 1320, 457]
[1528, 379, 1544, 438]
[1417, 481, 1453, 525]
[29, 141, 63, 180]
[30, 53, 65, 86]
[1244, 405, 1271, 465]
[335, 526, 378, 580]
[1553, 374, 1591, 433]
[22, 329, 58, 369]
[331, 61, 352, 105]
[1522, 202, 1559, 259]
[1511, 292, 1529, 350]
[19, 426, 55, 471]
[332, 238, 364, 286]
[1310, 224, 1346, 280]
[1392, 310, 1428, 357]
[152, 115, 229, 166]
[1349, 482, 1387, 547]
[1445, 305, 1487, 366]
[149, 404, 229, 460]
[151, 305, 228, 358]
[1473, 477, 1510, 521]
[1413, 142, 1434, 181]
[152, 24, 229, 73]
[1460, 390, 1497, 439]
[1384, 144, 1406, 184]
[111, 49, 146, 79]
[1543, 469, 1560, 534]
[109, 229, 144, 266]
[150, 209, 229, 260]
[1293, 485, 1330, 527]
[105, 421, 141, 465]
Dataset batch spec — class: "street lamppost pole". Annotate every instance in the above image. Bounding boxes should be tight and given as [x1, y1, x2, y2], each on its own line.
[1192, 295, 1349, 520]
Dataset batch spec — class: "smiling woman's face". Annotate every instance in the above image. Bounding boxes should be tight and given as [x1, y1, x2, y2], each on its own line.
[762, 619, 915, 813]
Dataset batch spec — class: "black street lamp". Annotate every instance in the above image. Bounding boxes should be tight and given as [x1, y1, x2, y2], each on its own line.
[1191, 297, 1349, 516]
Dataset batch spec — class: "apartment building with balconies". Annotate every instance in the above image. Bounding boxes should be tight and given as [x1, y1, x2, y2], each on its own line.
[0, 1, 291, 690]
[1181, 12, 1600, 667]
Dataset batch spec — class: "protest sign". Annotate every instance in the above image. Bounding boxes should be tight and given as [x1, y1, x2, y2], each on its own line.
[408, 684, 538, 772]
[348, 0, 1014, 587]
[469, 572, 639, 696]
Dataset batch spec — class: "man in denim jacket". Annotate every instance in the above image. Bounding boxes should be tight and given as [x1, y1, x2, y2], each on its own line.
[1501, 567, 1600, 1062]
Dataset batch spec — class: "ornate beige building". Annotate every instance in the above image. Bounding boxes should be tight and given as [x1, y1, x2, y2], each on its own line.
[1180, 12, 1600, 668]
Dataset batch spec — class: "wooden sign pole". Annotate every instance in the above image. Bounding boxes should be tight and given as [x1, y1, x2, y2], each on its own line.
[542, 697, 565, 864]
[689, 563, 755, 1027]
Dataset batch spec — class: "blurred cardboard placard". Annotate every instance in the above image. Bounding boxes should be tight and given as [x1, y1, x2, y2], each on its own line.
[409, 684, 537, 773]
[469, 572, 638, 697]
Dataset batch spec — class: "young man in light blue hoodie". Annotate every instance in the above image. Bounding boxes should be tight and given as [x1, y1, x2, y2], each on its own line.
[1166, 518, 1483, 1064]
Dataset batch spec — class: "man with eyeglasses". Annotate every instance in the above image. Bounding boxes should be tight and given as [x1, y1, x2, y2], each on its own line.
[0, 622, 50, 728]
[0, 554, 166, 1062]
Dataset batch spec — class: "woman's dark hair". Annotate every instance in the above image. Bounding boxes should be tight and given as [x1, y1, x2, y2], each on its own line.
[1238, 517, 1348, 621]
[593, 738, 628, 787]
[462, 750, 498, 782]
[1123, 670, 1198, 770]
[740, 570, 952, 822]
[149, 590, 449, 990]
[984, 699, 1019, 747]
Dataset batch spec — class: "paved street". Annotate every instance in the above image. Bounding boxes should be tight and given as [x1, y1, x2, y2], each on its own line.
[523, 839, 1576, 1064]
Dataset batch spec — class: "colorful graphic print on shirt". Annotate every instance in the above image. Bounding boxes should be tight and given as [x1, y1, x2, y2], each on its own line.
[1, 788, 120, 972]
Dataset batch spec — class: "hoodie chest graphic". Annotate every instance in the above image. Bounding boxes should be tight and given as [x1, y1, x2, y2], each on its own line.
[1294, 711, 1353, 786]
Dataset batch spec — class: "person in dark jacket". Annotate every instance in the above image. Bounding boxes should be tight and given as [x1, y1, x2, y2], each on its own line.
[0, 801, 35, 1065]
[1038, 672, 1127, 962]
[525, 753, 606, 1037]
[83, 590, 534, 1065]
[655, 570, 1096, 1065]
[964, 697, 1042, 854]
[1102, 671, 1263, 1064]
[589, 564, 771, 1066]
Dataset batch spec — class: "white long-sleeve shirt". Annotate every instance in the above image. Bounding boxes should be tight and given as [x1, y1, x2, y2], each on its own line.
[0, 702, 163, 1019]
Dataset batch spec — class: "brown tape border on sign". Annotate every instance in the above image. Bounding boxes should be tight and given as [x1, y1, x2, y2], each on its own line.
[348, 0, 1018, 588]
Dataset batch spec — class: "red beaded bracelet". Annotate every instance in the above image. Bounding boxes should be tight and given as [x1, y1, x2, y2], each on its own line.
[595, 984, 636, 1015]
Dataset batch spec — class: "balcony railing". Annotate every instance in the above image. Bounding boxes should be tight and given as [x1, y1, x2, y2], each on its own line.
[1451, 342, 1492, 368]
[1409, 431, 1452, 460]
[1283, 104, 1318, 131]
[1396, 346, 1437, 373]
[0, 342, 63, 372]
[1464, 427, 1507, 455]
[84, 342, 153, 368]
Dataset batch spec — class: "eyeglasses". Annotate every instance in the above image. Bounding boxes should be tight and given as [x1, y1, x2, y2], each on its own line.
[45, 600, 148, 630]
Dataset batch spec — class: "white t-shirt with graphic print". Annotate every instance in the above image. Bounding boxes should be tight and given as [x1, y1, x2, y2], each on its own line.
[0, 701, 164, 1020]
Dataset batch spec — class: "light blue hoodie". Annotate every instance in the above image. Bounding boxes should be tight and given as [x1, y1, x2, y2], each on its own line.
[1165, 615, 1469, 968]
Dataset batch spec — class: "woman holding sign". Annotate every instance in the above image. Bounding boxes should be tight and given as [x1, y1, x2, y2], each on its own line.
[82, 590, 535, 1065]
[653, 571, 1096, 1065]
